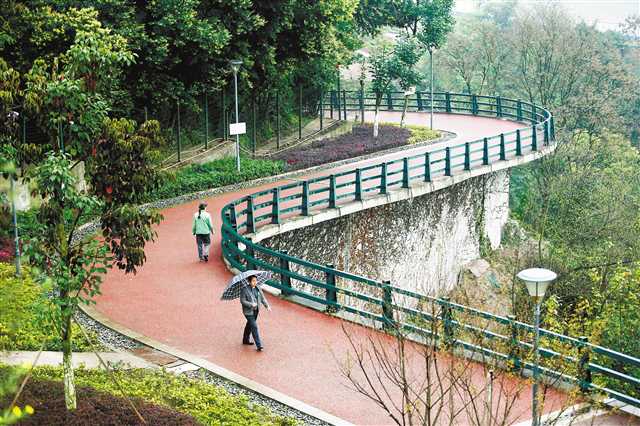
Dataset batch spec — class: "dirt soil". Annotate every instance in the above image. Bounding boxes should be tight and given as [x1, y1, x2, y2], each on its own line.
[3, 379, 199, 426]
[273, 124, 413, 171]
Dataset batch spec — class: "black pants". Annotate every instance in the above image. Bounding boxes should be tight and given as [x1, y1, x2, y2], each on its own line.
[243, 310, 262, 348]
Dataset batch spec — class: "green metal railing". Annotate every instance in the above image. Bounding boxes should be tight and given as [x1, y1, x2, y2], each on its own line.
[221, 91, 640, 408]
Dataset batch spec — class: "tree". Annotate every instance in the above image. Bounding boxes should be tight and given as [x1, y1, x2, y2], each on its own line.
[369, 44, 398, 138]
[394, 37, 421, 127]
[0, 10, 165, 410]
[398, 0, 455, 129]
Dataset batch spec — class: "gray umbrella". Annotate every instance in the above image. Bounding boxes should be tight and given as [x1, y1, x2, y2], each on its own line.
[220, 270, 271, 301]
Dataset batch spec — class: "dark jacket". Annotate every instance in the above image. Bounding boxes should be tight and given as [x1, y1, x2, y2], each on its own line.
[240, 285, 270, 316]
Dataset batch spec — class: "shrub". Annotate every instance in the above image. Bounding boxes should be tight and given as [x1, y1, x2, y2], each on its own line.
[1, 365, 296, 426]
[149, 156, 284, 201]
[0, 264, 100, 352]
[404, 125, 441, 145]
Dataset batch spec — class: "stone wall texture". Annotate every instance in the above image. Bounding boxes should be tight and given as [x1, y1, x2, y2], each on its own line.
[260, 170, 510, 302]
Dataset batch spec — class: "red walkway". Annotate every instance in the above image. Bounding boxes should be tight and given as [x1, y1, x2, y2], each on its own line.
[95, 112, 565, 425]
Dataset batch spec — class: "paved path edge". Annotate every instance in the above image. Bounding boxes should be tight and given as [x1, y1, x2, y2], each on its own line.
[79, 304, 355, 426]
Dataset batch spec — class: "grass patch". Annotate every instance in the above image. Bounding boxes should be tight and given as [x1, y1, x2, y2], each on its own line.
[0, 364, 295, 425]
[0, 264, 100, 352]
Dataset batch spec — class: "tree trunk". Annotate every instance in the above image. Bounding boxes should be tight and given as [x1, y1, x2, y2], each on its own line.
[400, 95, 409, 127]
[62, 314, 76, 410]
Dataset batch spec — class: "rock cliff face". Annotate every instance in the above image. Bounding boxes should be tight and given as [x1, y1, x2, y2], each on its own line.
[260, 170, 510, 298]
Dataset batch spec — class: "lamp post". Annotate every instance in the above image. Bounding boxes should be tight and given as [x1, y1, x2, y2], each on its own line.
[230, 59, 243, 172]
[517, 267, 557, 426]
[6, 111, 21, 277]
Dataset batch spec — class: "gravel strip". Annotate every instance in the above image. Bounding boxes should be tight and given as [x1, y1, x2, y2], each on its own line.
[182, 369, 329, 426]
[74, 309, 143, 351]
[75, 308, 328, 425]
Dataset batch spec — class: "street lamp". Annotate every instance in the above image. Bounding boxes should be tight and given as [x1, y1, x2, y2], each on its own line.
[6, 111, 21, 277]
[230, 59, 243, 172]
[517, 267, 557, 426]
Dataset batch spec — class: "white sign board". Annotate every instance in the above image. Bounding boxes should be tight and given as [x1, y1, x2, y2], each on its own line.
[229, 122, 246, 136]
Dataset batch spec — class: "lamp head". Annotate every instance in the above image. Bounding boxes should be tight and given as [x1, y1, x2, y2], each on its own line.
[229, 59, 242, 73]
[517, 268, 557, 300]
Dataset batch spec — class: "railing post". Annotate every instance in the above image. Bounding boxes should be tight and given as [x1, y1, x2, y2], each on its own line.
[387, 92, 393, 110]
[222, 89, 227, 140]
[230, 224, 241, 264]
[550, 116, 555, 141]
[245, 237, 255, 269]
[336, 77, 341, 120]
[325, 264, 338, 313]
[380, 162, 388, 194]
[319, 91, 324, 130]
[402, 158, 410, 188]
[445, 92, 452, 113]
[301, 181, 310, 216]
[382, 280, 394, 329]
[472, 94, 478, 115]
[279, 250, 292, 296]
[424, 152, 432, 182]
[246, 196, 255, 233]
[445, 147, 452, 176]
[496, 96, 502, 118]
[441, 296, 455, 350]
[229, 202, 238, 229]
[355, 169, 363, 201]
[298, 85, 303, 139]
[203, 91, 209, 149]
[329, 175, 337, 208]
[177, 101, 182, 162]
[532, 104, 537, 123]
[464, 142, 471, 171]
[507, 315, 521, 371]
[359, 86, 365, 121]
[516, 129, 522, 156]
[543, 120, 549, 146]
[271, 187, 280, 224]
[517, 100, 523, 121]
[578, 336, 592, 394]
[417, 92, 424, 111]
[276, 91, 281, 148]
[329, 90, 334, 119]
[500, 134, 506, 160]
[531, 124, 538, 151]
[343, 90, 347, 120]
[252, 98, 257, 155]
[483, 138, 489, 165]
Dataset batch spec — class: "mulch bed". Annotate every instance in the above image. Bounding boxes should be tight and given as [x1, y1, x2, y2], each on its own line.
[273, 124, 412, 171]
[2, 379, 200, 425]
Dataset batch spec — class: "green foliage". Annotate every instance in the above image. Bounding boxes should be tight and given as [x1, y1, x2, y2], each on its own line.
[381, 123, 440, 144]
[0, 365, 34, 425]
[150, 157, 284, 201]
[0, 264, 99, 352]
[11, 365, 296, 426]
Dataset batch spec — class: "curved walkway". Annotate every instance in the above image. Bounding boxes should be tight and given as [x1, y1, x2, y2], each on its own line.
[94, 111, 564, 425]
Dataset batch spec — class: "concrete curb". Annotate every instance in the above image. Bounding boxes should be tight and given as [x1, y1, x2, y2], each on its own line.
[79, 304, 354, 426]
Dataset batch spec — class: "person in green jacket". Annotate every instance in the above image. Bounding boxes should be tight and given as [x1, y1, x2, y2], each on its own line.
[192, 202, 214, 261]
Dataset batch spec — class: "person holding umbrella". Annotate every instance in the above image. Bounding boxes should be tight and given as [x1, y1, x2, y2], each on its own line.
[221, 270, 272, 352]
[192, 202, 213, 262]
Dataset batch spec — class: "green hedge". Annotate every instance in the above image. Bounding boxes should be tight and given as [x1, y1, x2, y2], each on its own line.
[149, 156, 284, 201]
[3, 365, 296, 425]
[0, 264, 99, 352]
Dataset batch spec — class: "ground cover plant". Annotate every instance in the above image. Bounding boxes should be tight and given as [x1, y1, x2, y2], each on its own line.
[149, 156, 285, 201]
[0, 264, 99, 352]
[274, 123, 440, 171]
[0, 365, 295, 426]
